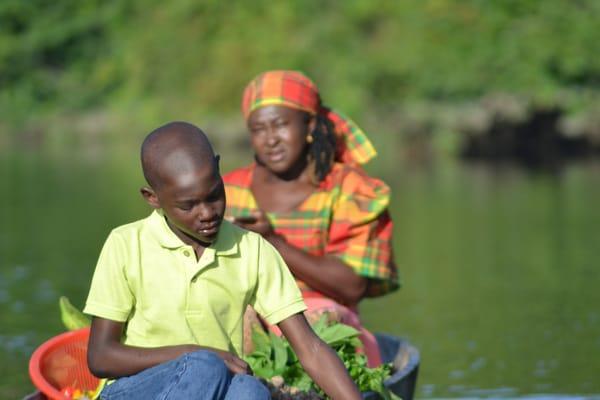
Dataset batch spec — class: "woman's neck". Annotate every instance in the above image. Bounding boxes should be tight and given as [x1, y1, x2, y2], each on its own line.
[254, 159, 313, 184]
[251, 162, 317, 213]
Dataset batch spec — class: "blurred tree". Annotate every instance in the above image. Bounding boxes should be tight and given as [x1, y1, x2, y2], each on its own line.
[1, 0, 599, 137]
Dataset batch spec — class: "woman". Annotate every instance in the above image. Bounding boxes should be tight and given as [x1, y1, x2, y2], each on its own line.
[223, 70, 399, 366]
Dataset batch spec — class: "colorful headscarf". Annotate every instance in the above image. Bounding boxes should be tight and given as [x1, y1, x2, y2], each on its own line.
[241, 70, 377, 166]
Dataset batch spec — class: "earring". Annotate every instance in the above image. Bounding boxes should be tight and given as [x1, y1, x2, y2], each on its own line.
[306, 134, 314, 144]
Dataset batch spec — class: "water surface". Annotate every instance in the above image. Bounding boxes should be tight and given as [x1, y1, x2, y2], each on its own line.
[1, 140, 599, 398]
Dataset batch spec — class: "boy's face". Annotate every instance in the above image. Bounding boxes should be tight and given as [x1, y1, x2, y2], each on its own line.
[143, 156, 226, 246]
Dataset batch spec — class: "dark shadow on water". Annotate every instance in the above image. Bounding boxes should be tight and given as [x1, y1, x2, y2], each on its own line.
[459, 107, 600, 173]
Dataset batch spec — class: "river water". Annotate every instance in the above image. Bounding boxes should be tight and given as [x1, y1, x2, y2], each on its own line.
[1, 139, 599, 399]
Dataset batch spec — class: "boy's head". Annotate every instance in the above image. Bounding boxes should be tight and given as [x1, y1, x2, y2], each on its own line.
[140, 121, 225, 247]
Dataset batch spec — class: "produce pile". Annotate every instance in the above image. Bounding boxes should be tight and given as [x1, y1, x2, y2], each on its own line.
[60, 386, 99, 400]
[244, 315, 400, 400]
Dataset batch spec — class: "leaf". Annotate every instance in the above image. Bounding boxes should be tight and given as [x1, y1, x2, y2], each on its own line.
[317, 323, 360, 347]
[270, 331, 288, 375]
[59, 296, 91, 331]
[253, 364, 277, 379]
[309, 313, 329, 336]
[246, 320, 396, 398]
[286, 344, 298, 364]
[290, 373, 314, 392]
[245, 354, 270, 375]
[250, 323, 271, 357]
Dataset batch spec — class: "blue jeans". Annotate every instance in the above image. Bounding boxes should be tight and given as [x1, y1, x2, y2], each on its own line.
[99, 350, 270, 400]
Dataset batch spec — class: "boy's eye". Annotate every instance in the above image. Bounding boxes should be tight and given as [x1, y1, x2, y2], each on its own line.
[207, 185, 224, 202]
[178, 204, 194, 211]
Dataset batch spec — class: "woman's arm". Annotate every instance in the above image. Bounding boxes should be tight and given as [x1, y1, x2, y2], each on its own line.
[87, 317, 250, 378]
[269, 234, 367, 305]
[233, 213, 367, 305]
[278, 313, 362, 400]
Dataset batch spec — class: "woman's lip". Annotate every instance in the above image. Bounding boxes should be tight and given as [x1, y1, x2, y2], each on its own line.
[266, 151, 284, 162]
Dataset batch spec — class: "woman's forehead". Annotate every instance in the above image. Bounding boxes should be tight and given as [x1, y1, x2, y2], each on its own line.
[248, 104, 306, 122]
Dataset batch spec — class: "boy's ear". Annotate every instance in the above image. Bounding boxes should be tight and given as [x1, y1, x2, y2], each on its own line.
[215, 154, 221, 173]
[140, 186, 160, 209]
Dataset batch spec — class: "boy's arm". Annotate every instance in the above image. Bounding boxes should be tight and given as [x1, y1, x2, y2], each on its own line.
[87, 316, 250, 378]
[278, 313, 362, 400]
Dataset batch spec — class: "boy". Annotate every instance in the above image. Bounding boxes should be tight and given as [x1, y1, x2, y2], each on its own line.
[84, 122, 362, 399]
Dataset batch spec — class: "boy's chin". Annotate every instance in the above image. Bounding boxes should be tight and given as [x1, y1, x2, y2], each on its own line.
[178, 228, 219, 247]
[193, 229, 220, 244]
[196, 234, 217, 244]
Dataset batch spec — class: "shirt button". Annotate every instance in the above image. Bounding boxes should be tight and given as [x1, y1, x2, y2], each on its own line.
[183, 250, 190, 257]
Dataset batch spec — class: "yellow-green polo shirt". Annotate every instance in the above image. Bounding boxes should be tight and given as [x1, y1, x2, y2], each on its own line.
[84, 210, 306, 356]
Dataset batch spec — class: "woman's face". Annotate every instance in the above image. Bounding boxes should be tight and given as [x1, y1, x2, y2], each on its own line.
[247, 105, 315, 176]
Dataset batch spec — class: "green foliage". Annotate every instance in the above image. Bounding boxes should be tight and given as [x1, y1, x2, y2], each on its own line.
[245, 316, 399, 399]
[0, 1, 127, 110]
[59, 296, 90, 331]
[1, 0, 599, 132]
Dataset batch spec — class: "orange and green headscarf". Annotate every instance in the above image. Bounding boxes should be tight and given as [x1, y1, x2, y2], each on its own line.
[241, 70, 377, 166]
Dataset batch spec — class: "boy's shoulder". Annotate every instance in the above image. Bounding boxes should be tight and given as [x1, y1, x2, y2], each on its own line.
[220, 220, 283, 261]
[220, 219, 263, 247]
[109, 213, 154, 237]
[102, 213, 162, 251]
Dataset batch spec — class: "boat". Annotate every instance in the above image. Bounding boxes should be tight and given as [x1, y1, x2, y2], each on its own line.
[24, 330, 419, 400]
[366, 333, 420, 400]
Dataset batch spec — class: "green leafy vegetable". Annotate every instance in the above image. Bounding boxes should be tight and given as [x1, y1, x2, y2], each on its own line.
[59, 296, 91, 331]
[244, 315, 401, 399]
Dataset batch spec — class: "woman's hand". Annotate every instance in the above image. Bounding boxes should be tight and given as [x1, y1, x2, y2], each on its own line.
[227, 211, 367, 306]
[228, 211, 277, 240]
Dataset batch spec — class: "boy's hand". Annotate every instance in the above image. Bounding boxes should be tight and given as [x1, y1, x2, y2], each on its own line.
[214, 350, 252, 374]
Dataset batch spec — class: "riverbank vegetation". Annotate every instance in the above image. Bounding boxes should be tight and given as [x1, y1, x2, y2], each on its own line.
[2, 0, 600, 164]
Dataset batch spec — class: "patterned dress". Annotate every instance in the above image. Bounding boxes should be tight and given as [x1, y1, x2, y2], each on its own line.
[224, 162, 399, 298]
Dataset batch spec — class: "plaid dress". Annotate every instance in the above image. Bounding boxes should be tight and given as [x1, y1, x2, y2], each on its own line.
[224, 162, 399, 298]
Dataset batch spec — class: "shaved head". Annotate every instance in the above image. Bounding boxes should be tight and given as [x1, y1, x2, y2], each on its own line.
[140, 122, 226, 247]
[141, 122, 217, 190]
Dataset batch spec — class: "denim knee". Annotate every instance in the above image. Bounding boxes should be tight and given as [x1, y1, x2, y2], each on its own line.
[226, 374, 270, 400]
[185, 350, 230, 381]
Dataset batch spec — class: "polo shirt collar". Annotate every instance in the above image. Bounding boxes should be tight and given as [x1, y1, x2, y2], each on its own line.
[147, 210, 238, 256]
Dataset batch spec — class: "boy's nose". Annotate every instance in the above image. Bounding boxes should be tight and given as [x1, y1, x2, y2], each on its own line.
[196, 204, 216, 221]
